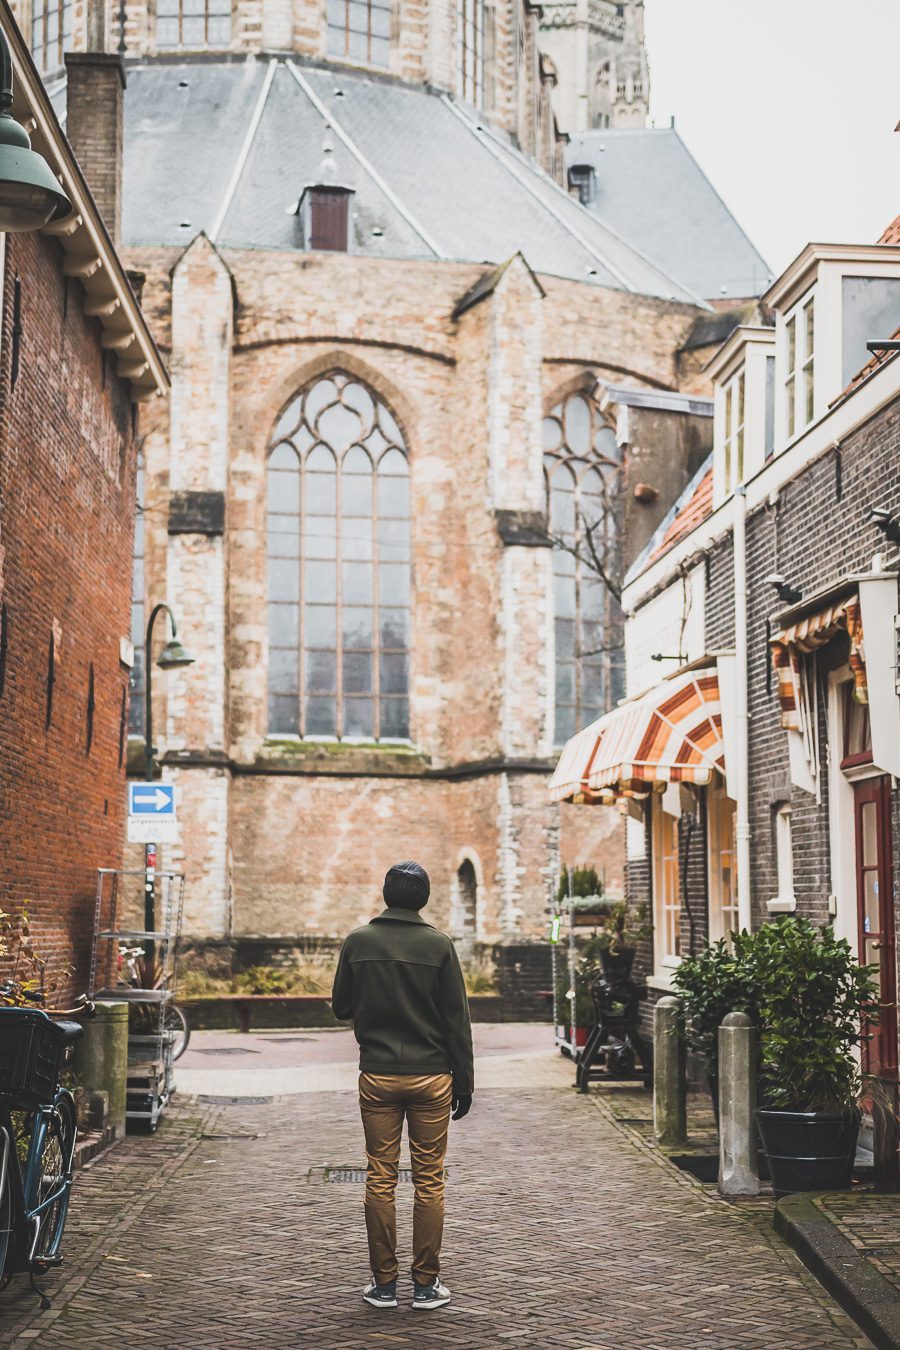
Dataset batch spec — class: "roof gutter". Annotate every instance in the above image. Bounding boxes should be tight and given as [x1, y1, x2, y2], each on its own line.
[0, 0, 167, 399]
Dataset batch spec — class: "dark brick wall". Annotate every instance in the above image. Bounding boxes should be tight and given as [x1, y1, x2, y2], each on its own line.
[687, 397, 900, 931]
[0, 229, 138, 996]
[493, 942, 553, 1021]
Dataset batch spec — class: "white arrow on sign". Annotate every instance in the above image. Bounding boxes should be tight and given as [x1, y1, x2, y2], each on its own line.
[132, 788, 173, 812]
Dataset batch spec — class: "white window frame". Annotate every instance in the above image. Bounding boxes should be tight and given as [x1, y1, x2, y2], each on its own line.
[652, 799, 681, 977]
[781, 287, 816, 444]
[767, 803, 796, 912]
[722, 367, 745, 496]
[707, 787, 738, 943]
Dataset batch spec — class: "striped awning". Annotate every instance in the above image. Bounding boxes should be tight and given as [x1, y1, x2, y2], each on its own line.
[771, 593, 865, 730]
[549, 667, 725, 804]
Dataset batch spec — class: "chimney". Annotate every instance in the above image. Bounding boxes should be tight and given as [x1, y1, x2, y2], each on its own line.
[64, 53, 126, 246]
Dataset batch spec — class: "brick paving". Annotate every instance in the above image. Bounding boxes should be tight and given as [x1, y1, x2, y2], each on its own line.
[0, 1052, 872, 1349]
[813, 1190, 900, 1297]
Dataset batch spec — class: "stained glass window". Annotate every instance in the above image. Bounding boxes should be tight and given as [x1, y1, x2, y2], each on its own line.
[543, 389, 623, 745]
[267, 373, 410, 742]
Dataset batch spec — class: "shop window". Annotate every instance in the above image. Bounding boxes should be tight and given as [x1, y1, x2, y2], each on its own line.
[652, 801, 680, 972]
[841, 679, 872, 769]
[327, 0, 391, 67]
[707, 789, 738, 942]
[266, 372, 410, 742]
[544, 388, 623, 745]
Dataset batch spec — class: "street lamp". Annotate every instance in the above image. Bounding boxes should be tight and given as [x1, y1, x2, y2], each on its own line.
[143, 603, 194, 936]
[0, 27, 71, 231]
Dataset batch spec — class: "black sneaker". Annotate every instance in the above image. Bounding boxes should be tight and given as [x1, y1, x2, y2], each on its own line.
[363, 1277, 398, 1308]
[412, 1278, 451, 1310]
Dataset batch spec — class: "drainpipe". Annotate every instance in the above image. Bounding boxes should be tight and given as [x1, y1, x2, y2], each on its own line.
[733, 485, 752, 932]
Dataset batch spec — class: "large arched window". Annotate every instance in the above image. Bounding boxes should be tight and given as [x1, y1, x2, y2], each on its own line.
[267, 373, 411, 742]
[543, 388, 623, 744]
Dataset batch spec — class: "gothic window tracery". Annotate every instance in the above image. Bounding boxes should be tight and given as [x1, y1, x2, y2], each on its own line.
[267, 373, 411, 742]
[543, 388, 623, 744]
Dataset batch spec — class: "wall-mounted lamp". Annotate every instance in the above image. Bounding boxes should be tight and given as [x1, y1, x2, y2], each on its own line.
[766, 573, 802, 605]
[868, 506, 900, 546]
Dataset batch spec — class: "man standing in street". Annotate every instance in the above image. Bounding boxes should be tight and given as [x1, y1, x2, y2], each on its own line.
[331, 861, 475, 1312]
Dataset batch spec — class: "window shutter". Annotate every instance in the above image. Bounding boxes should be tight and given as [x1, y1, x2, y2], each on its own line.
[310, 191, 349, 252]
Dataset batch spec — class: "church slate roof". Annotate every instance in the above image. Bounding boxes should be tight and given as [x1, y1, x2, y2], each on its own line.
[567, 127, 773, 302]
[50, 56, 706, 304]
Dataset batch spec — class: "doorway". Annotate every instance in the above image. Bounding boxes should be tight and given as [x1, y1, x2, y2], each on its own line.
[854, 776, 897, 1079]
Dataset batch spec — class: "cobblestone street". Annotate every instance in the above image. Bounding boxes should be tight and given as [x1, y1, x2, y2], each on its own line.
[0, 1030, 872, 1349]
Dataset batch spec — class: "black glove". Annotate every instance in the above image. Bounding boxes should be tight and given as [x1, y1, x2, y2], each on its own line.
[451, 1091, 472, 1121]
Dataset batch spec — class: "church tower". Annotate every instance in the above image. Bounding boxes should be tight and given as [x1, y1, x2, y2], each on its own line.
[539, 0, 649, 134]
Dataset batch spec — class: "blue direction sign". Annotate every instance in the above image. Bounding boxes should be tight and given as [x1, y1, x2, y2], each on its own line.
[128, 783, 175, 816]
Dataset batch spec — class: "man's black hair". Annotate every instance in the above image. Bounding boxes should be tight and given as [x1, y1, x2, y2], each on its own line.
[383, 861, 430, 911]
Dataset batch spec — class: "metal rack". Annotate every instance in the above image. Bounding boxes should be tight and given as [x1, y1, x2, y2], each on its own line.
[551, 895, 617, 1059]
[89, 867, 186, 1130]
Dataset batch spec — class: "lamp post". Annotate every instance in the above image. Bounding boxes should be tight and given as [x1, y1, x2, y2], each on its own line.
[143, 603, 194, 939]
[0, 27, 71, 231]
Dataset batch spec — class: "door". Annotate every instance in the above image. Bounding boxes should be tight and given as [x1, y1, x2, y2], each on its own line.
[854, 776, 898, 1078]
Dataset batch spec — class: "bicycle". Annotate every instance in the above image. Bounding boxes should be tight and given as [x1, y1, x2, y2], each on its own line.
[0, 997, 94, 1308]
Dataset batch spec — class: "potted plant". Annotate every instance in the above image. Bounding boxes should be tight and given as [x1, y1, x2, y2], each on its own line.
[749, 917, 876, 1195]
[590, 900, 652, 981]
[672, 934, 756, 1112]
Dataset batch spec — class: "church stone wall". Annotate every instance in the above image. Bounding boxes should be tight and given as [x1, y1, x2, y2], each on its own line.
[124, 241, 708, 941]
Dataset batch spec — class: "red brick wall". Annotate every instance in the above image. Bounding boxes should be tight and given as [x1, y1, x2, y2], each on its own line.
[0, 229, 137, 997]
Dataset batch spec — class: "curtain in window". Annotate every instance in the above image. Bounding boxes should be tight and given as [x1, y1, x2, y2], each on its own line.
[267, 373, 410, 742]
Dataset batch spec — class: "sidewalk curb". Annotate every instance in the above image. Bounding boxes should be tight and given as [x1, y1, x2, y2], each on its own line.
[774, 1193, 900, 1350]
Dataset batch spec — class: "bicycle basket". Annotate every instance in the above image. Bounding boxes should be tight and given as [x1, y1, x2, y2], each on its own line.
[0, 1008, 66, 1107]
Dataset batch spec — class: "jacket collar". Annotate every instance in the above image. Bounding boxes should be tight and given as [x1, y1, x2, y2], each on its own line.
[371, 907, 430, 925]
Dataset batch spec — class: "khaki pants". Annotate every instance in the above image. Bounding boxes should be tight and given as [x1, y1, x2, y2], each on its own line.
[359, 1072, 452, 1286]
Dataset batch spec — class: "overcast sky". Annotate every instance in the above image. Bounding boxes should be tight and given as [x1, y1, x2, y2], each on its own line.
[644, 0, 900, 279]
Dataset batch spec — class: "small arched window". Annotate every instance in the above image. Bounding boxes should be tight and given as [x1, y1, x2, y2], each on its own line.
[267, 373, 411, 742]
[543, 388, 623, 744]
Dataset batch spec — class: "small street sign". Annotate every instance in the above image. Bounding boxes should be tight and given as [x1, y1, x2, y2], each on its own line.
[127, 783, 177, 842]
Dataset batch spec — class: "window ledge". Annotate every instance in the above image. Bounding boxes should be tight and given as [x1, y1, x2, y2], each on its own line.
[646, 973, 675, 993]
[766, 895, 797, 913]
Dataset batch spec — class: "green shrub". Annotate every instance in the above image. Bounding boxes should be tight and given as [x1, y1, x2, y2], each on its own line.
[673, 917, 877, 1112]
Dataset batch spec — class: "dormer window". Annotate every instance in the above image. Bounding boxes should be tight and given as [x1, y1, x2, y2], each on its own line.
[568, 164, 596, 206]
[709, 326, 776, 505]
[297, 186, 354, 253]
[722, 367, 744, 494]
[783, 289, 815, 440]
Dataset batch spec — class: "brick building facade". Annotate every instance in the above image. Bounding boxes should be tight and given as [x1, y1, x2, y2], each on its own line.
[0, 12, 166, 991]
[553, 220, 900, 1059]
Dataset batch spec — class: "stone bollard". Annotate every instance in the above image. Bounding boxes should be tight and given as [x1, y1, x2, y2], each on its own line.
[653, 996, 686, 1147]
[73, 1000, 129, 1140]
[718, 1011, 760, 1196]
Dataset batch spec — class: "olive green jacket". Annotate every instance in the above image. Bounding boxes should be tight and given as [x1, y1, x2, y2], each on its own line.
[331, 908, 475, 1095]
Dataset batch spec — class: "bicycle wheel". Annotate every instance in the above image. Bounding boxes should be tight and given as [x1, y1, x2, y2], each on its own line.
[163, 1003, 190, 1061]
[0, 1125, 13, 1280]
[30, 1093, 75, 1265]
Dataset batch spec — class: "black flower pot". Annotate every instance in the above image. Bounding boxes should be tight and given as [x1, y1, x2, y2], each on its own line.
[598, 946, 635, 981]
[755, 1108, 860, 1196]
